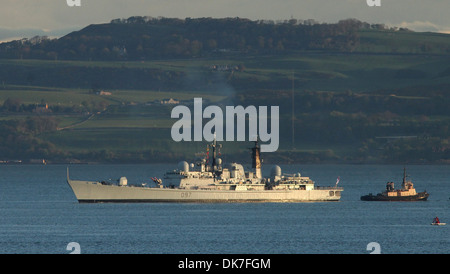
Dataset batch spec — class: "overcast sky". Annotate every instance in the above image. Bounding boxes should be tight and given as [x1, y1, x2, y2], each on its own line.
[1, 0, 449, 42]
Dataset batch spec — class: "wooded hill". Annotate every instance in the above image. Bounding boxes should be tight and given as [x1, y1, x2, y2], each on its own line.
[1, 17, 449, 62]
[0, 17, 450, 164]
[0, 17, 361, 61]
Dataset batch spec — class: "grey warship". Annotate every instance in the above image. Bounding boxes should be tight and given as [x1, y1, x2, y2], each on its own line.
[67, 140, 343, 203]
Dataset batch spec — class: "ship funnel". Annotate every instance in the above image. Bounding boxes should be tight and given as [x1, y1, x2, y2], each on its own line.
[251, 140, 262, 178]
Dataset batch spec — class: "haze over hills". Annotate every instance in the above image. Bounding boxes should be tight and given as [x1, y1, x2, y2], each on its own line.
[0, 17, 449, 164]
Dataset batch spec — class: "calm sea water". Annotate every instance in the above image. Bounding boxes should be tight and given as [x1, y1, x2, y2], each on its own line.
[0, 164, 448, 254]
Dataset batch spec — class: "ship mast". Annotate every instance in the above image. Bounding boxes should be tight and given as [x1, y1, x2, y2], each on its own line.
[401, 167, 415, 191]
[207, 133, 222, 175]
[402, 167, 407, 189]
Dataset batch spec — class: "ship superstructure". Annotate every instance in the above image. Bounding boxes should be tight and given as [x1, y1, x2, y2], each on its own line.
[67, 140, 343, 203]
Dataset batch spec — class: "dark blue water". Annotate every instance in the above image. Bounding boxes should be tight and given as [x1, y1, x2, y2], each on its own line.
[0, 164, 448, 254]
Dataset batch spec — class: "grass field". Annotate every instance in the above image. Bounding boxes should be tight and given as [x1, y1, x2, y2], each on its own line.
[1, 40, 450, 163]
[2, 51, 450, 98]
[356, 29, 450, 54]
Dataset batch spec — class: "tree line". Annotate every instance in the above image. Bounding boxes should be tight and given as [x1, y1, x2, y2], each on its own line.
[1, 86, 450, 163]
[0, 117, 59, 160]
[1, 97, 109, 114]
[0, 17, 369, 61]
[234, 87, 450, 163]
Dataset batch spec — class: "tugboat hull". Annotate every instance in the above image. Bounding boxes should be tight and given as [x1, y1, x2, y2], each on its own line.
[360, 191, 429, 201]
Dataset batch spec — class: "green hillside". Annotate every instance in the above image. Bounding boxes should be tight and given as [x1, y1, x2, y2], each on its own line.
[0, 17, 449, 164]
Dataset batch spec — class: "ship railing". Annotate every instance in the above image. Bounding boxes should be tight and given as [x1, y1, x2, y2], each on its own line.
[315, 186, 344, 190]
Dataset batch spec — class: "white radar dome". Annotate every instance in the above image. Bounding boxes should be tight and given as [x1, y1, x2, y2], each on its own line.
[270, 165, 282, 178]
[178, 161, 189, 172]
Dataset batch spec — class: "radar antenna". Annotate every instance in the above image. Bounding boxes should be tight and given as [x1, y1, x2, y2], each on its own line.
[207, 133, 222, 180]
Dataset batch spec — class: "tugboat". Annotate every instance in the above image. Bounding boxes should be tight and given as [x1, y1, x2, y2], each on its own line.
[360, 168, 429, 201]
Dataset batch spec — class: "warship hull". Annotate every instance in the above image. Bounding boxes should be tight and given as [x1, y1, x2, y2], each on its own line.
[67, 179, 342, 203]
